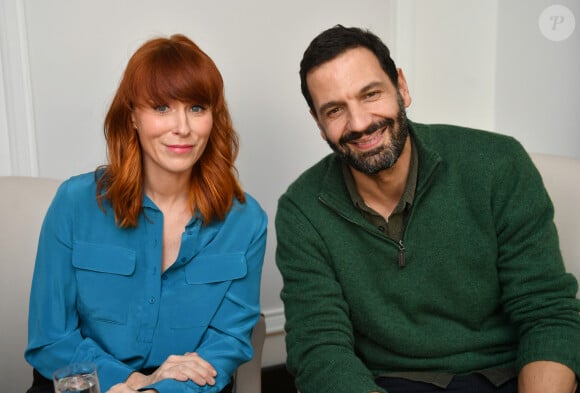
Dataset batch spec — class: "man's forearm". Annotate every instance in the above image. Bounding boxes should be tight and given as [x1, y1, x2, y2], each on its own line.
[519, 361, 577, 393]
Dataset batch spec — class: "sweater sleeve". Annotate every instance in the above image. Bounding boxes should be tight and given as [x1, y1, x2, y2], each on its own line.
[275, 195, 386, 393]
[492, 140, 580, 375]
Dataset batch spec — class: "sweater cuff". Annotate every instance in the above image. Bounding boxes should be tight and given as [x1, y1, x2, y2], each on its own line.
[322, 374, 387, 393]
[517, 336, 580, 376]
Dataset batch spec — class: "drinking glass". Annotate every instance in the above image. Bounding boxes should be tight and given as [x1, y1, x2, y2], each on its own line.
[53, 362, 101, 393]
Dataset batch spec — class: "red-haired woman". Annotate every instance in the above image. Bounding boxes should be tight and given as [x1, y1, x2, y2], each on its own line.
[25, 34, 267, 393]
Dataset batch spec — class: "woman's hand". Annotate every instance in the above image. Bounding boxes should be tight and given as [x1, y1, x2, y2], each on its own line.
[106, 383, 156, 393]
[125, 352, 217, 389]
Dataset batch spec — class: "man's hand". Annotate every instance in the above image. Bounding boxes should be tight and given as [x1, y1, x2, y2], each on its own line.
[519, 360, 577, 393]
[124, 352, 217, 389]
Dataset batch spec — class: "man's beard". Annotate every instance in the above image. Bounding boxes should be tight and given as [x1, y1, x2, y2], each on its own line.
[325, 93, 410, 175]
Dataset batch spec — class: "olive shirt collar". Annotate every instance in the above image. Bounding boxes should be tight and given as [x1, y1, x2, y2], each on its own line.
[341, 135, 418, 241]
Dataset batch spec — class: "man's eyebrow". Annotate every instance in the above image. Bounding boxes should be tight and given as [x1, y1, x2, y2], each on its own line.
[360, 81, 387, 93]
[316, 81, 387, 115]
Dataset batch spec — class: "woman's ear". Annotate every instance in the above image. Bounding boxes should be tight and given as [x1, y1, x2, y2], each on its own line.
[131, 115, 138, 131]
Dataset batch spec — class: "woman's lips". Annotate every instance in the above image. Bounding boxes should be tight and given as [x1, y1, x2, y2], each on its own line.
[167, 144, 194, 154]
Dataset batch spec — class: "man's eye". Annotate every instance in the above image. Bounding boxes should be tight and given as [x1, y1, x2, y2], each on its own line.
[154, 105, 170, 113]
[326, 107, 342, 118]
[366, 91, 378, 99]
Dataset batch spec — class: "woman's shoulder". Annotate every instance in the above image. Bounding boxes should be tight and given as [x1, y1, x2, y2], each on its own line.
[56, 171, 98, 198]
[229, 192, 268, 224]
[43, 171, 104, 224]
[240, 192, 264, 211]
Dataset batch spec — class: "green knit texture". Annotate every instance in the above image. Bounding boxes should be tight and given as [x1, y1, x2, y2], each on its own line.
[275, 122, 580, 393]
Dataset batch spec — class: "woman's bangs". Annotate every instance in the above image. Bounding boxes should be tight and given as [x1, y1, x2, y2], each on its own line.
[135, 53, 219, 108]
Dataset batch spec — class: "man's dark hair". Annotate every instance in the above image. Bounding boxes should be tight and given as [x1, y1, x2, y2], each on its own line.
[299, 25, 399, 115]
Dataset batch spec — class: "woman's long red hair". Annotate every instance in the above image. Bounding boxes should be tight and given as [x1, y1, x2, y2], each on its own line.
[97, 34, 244, 227]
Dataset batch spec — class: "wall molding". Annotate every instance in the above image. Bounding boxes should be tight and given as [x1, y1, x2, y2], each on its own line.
[0, 0, 38, 176]
[262, 307, 286, 367]
[263, 306, 285, 335]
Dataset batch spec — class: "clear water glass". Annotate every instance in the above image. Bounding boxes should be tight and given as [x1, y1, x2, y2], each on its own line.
[53, 362, 101, 393]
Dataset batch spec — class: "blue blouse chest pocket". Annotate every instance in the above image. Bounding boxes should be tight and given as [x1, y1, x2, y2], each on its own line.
[72, 241, 136, 324]
[170, 253, 247, 329]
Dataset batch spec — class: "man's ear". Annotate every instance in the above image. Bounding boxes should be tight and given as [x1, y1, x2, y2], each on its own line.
[397, 68, 412, 108]
[310, 109, 327, 141]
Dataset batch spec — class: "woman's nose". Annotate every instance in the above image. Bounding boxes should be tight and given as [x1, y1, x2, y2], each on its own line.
[173, 109, 192, 135]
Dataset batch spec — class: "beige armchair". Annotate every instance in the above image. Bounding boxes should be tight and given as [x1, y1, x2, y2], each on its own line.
[0, 176, 265, 393]
[530, 153, 580, 290]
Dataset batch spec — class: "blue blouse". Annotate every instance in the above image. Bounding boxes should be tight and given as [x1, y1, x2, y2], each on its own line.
[25, 173, 267, 393]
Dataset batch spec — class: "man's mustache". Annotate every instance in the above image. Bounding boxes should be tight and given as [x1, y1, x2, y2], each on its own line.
[339, 118, 395, 144]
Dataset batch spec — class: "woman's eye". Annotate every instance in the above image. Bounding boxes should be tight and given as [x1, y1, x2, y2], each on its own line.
[190, 105, 205, 113]
[154, 105, 170, 113]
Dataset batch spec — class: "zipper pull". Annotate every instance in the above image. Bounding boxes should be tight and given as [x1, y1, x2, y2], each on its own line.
[398, 240, 406, 268]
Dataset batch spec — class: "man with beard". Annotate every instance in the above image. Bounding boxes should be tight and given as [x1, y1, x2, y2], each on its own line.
[275, 25, 580, 393]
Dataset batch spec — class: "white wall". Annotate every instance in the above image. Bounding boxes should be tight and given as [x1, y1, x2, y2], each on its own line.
[406, 0, 498, 130]
[1, 0, 578, 367]
[495, 0, 580, 158]
[406, 0, 579, 159]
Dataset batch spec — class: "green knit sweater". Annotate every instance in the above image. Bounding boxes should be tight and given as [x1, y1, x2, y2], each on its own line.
[275, 122, 580, 393]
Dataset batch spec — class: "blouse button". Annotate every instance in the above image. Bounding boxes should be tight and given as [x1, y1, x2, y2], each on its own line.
[149, 297, 156, 304]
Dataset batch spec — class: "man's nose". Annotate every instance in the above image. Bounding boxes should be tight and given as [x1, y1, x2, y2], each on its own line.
[346, 103, 373, 133]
